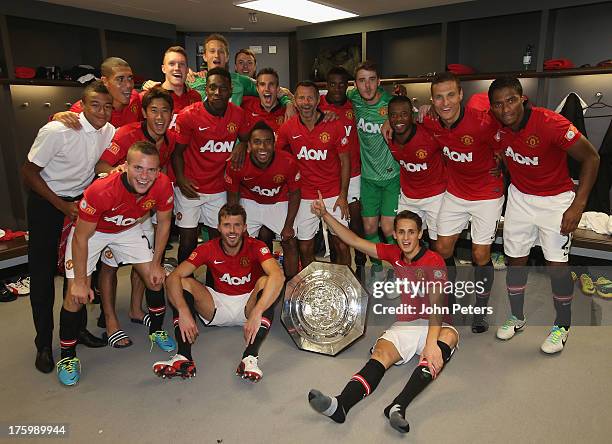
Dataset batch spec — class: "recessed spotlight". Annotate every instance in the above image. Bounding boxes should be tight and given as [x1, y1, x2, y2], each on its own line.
[230, 27, 246, 30]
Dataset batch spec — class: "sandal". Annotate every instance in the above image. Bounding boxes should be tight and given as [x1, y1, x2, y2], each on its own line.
[103, 330, 133, 348]
[130, 314, 151, 327]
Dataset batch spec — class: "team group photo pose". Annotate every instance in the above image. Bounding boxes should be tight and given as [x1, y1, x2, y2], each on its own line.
[6, 2, 609, 438]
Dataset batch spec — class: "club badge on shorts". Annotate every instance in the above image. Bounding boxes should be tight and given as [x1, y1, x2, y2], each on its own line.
[281, 262, 368, 356]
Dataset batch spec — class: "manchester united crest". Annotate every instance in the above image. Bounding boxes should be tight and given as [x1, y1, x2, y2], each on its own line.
[378, 106, 388, 116]
[319, 132, 330, 143]
[65, 259, 73, 270]
[345, 110, 354, 120]
[240, 257, 250, 267]
[131, 103, 138, 115]
[276, 116, 284, 125]
[415, 149, 428, 160]
[227, 122, 238, 133]
[460, 135, 474, 146]
[414, 268, 425, 280]
[272, 174, 285, 184]
[142, 199, 156, 210]
[525, 135, 540, 147]
[104, 249, 114, 259]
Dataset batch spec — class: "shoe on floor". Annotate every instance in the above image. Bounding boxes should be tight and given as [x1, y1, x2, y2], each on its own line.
[35, 347, 54, 373]
[0, 286, 17, 302]
[541, 326, 569, 354]
[236, 355, 263, 382]
[153, 354, 196, 379]
[5, 276, 30, 296]
[579, 273, 595, 296]
[78, 329, 107, 348]
[595, 276, 612, 299]
[56, 357, 81, 386]
[103, 330, 133, 348]
[149, 330, 176, 352]
[496, 316, 526, 340]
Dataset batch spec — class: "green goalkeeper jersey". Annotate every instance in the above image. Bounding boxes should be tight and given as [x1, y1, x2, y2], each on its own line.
[347, 88, 399, 182]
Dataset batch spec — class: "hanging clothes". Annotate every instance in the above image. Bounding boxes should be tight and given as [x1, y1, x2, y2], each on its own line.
[558, 92, 588, 179]
[586, 119, 612, 213]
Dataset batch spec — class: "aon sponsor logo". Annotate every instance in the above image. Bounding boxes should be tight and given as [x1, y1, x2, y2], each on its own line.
[220, 273, 251, 286]
[400, 160, 427, 172]
[357, 118, 382, 134]
[443, 146, 472, 162]
[505, 146, 538, 166]
[200, 140, 235, 153]
[103, 215, 137, 226]
[297, 146, 328, 160]
[251, 185, 281, 197]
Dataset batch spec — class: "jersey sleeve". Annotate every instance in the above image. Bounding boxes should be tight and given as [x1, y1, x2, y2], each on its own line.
[426, 254, 448, 284]
[547, 111, 582, 151]
[69, 101, 83, 113]
[238, 73, 258, 97]
[224, 162, 241, 193]
[275, 122, 290, 152]
[375, 243, 395, 264]
[154, 174, 174, 212]
[99, 127, 130, 166]
[187, 77, 206, 99]
[286, 158, 301, 193]
[279, 94, 291, 106]
[27, 124, 65, 168]
[174, 107, 194, 145]
[186, 243, 211, 269]
[252, 240, 274, 263]
[335, 124, 350, 154]
[77, 186, 106, 224]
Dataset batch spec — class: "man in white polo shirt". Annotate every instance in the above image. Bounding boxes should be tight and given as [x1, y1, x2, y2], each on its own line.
[21, 81, 115, 375]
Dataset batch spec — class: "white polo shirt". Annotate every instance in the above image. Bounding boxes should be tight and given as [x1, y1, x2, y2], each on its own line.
[27, 113, 115, 198]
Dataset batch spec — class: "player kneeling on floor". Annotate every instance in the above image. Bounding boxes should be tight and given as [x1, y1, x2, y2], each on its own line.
[154, 203, 284, 381]
[59, 141, 176, 386]
[308, 192, 458, 433]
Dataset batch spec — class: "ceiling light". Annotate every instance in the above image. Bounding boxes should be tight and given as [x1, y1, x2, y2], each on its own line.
[235, 0, 358, 23]
[230, 27, 246, 30]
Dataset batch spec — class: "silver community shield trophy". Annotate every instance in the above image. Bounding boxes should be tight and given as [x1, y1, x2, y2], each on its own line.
[281, 262, 369, 356]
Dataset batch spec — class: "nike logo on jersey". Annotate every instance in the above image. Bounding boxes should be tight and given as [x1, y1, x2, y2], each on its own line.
[394, 260, 404, 267]
[292, 135, 302, 139]
[199, 126, 209, 131]
[213, 260, 224, 264]
[243, 177, 254, 181]
[251, 113, 260, 117]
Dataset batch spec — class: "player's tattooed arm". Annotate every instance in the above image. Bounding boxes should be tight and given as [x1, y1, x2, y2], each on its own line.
[334, 151, 350, 220]
[226, 191, 240, 206]
[562, 135, 600, 234]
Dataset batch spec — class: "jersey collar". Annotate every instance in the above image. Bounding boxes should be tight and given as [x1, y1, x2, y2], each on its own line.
[440, 105, 465, 130]
[259, 100, 282, 114]
[392, 123, 417, 146]
[141, 121, 168, 146]
[298, 109, 325, 128]
[204, 99, 228, 117]
[401, 246, 427, 264]
[514, 102, 532, 132]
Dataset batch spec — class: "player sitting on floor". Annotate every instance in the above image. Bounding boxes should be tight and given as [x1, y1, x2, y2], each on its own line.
[154, 203, 285, 382]
[308, 192, 458, 434]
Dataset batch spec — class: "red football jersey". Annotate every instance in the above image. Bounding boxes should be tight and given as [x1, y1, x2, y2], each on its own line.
[187, 236, 274, 296]
[78, 172, 174, 234]
[376, 244, 451, 324]
[387, 125, 447, 199]
[224, 150, 300, 204]
[71, 89, 142, 128]
[99, 121, 176, 169]
[494, 106, 580, 196]
[319, 95, 361, 177]
[175, 101, 248, 194]
[276, 114, 349, 199]
[241, 96, 286, 133]
[422, 107, 503, 200]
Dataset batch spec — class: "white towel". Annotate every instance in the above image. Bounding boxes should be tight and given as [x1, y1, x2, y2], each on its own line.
[578, 212, 612, 235]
